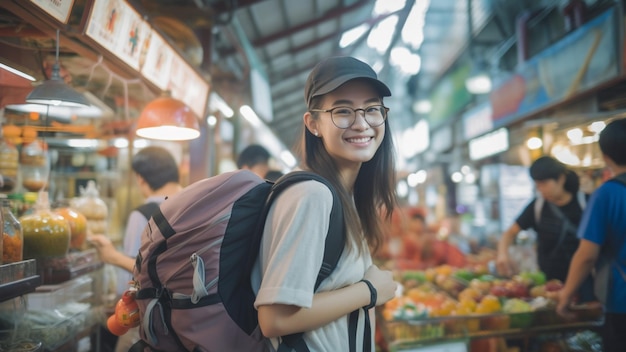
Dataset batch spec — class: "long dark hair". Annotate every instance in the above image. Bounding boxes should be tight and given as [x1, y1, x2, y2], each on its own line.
[297, 95, 397, 254]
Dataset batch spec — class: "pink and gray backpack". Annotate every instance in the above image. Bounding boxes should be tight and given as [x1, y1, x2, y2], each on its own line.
[130, 170, 344, 352]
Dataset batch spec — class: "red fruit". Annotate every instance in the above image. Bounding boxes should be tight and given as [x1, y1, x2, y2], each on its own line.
[489, 285, 509, 297]
[544, 279, 564, 292]
[509, 283, 530, 298]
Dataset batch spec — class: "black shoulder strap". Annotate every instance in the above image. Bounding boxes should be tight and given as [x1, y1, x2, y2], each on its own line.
[135, 202, 160, 220]
[267, 171, 345, 290]
[268, 171, 346, 352]
[545, 202, 577, 258]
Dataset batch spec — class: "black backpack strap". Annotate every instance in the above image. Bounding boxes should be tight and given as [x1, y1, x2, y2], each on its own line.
[267, 171, 345, 291]
[135, 207, 189, 352]
[135, 202, 160, 220]
[268, 172, 346, 352]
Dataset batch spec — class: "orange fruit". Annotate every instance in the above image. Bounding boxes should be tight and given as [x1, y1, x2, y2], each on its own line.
[2, 125, 21, 138]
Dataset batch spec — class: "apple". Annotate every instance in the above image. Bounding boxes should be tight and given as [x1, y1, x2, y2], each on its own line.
[507, 282, 530, 298]
[489, 285, 510, 297]
[544, 279, 564, 292]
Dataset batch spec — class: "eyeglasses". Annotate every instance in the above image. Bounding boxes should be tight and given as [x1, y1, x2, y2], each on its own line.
[310, 104, 389, 129]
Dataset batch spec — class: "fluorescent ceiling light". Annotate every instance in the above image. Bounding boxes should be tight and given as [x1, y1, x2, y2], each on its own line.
[367, 15, 398, 54]
[239, 105, 262, 127]
[210, 92, 234, 117]
[340, 24, 369, 48]
[0, 62, 36, 81]
[401, 0, 430, 50]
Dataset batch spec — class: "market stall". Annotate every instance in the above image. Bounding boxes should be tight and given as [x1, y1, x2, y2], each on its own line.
[379, 265, 604, 352]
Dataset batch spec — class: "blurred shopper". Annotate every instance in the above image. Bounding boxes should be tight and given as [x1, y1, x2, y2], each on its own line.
[251, 56, 397, 351]
[392, 207, 466, 270]
[265, 169, 285, 181]
[557, 118, 626, 352]
[497, 156, 594, 302]
[90, 146, 183, 352]
[236, 144, 271, 179]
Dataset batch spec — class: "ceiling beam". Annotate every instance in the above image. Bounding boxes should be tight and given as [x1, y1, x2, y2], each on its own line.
[250, 0, 368, 47]
[217, 0, 369, 58]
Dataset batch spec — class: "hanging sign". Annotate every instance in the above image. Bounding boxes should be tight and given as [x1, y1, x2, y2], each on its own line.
[490, 8, 619, 128]
[85, 0, 150, 70]
[168, 54, 209, 118]
[30, 0, 75, 24]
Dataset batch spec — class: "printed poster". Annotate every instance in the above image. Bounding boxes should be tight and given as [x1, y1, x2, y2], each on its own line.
[30, 0, 75, 24]
[85, 0, 149, 70]
[141, 31, 174, 90]
[168, 54, 209, 118]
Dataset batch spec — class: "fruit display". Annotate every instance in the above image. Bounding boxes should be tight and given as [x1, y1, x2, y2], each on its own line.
[379, 264, 603, 346]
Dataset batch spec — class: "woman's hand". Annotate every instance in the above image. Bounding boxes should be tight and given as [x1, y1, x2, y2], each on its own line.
[363, 265, 397, 306]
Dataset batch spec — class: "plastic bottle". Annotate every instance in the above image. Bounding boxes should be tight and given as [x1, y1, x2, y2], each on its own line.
[1, 194, 22, 264]
[107, 290, 140, 336]
[70, 180, 108, 235]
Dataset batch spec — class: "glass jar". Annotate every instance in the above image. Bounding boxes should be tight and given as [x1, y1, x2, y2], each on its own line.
[20, 140, 49, 192]
[20, 192, 70, 260]
[0, 138, 19, 193]
[1, 196, 22, 264]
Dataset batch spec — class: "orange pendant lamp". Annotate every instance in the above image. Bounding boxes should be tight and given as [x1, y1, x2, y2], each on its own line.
[135, 92, 200, 141]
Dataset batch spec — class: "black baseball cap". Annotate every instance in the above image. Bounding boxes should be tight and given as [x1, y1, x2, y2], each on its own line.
[304, 56, 392, 107]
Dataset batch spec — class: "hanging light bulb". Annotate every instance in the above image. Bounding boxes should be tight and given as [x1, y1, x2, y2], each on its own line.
[26, 29, 90, 107]
[135, 92, 200, 141]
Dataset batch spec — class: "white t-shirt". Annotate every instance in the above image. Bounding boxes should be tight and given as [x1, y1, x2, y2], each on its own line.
[116, 196, 166, 296]
[251, 180, 374, 351]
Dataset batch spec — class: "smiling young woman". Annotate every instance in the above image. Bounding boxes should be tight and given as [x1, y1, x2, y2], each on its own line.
[251, 56, 399, 352]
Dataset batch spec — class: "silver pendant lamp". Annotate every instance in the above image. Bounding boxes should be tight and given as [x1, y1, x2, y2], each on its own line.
[26, 29, 90, 107]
